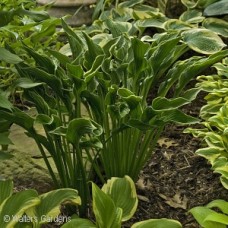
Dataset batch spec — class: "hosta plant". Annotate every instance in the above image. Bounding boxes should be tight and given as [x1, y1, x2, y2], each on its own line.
[185, 57, 228, 189]
[189, 199, 228, 228]
[62, 176, 182, 228]
[0, 179, 81, 228]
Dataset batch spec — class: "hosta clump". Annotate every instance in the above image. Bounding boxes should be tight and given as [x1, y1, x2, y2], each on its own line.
[185, 58, 228, 189]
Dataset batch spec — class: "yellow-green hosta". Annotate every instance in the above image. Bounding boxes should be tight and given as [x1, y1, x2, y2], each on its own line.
[0, 180, 81, 228]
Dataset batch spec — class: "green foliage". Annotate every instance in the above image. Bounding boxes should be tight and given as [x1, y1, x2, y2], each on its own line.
[203, 0, 228, 16]
[185, 58, 228, 189]
[62, 176, 182, 228]
[0, 179, 80, 228]
[0, 0, 61, 90]
[189, 200, 228, 228]
[1, 0, 228, 219]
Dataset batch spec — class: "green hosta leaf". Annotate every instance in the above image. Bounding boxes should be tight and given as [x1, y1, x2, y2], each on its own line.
[92, 182, 122, 228]
[0, 189, 40, 228]
[181, 0, 218, 9]
[83, 32, 103, 70]
[161, 109, 199, 124]
[24, 46, 55, 74]
[150, 37, 181, 76]
[132, 218, 182, 228]
[207, 200, 228, 215]
[80, 137, 103, 149]
[0, 132, 13, 145]
[61, 218, 96, 228]
[48, 49, 70, 68]
[189, 206, 226, 228]
[12, 78, 43, 89]
[179, 10, 204, 23]
[205, 213, 228, 226]
[105, 19, 133, 37]
[204, 0, 228, 16]
[128, 38, 149, 75]
[196, 147, 222, 162]
[220, 176, 228, 189]
[0, 92, 12, 111]
[152, 97, 192, 111]
[102, 176, 138, 222]
[0, 108, 34, 131]
[182, 29, 226, 54]
[203, 18, 228, 38]
[0, 180, 13, 205]
[136, 17, 166, 29]
[30, 189, 81, 224]
[18, 9, 50, 22]
[66, 118, 103, 145]
[0, 10, 15, 27]
[0, 47, 22, 64]
[118, 88, 142, 110]
[164, 19, 193, 31]
[158, 0, 168, 14]
[119, 0, 143, 8]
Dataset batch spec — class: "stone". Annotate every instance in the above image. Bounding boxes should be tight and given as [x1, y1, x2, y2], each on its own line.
[37, 0, 96, 26]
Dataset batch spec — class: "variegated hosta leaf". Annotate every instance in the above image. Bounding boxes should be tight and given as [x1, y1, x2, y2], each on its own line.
[66, 118, 103, 145]
[203, 0, 228, 16]
[203, 18, 228, 38]
[92, 182, 122, 228]
[181, 0, 218, 9]
[164, 19, 193, 31]
[182, 29, 226, 54]
[179, 10, 204, 23]
[132, 218, 182, 228]
[0, 189, 40, 228]
[102, 176, 138, 222]
[28, 189, 81, 224]
[189, 206, 228, 228]
[207, 200, 228, 215]
[61, 218, 96, 228]
[0, 180, 13, 206]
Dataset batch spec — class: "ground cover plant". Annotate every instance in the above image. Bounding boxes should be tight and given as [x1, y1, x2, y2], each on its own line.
[0, 0, 228, 226]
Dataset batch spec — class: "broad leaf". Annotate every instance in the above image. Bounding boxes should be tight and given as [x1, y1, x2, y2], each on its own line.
[31, 189, 81, 224]
[182, 29, 226, 54]
[207, 200, 228, 215]
[0, 47, 22, 64]
[61, 218, 96, 228]
[132, 218, 182, 228]
[102, 176, 138, 222]
[0, 190, 40, 228]
[203, 18, 228, 38]
[66, 118, 103, 145]
[0, 92, 12, 111]
[204, 0, 228, 16]
[0, 180, 13, 205]
[92, 183, 122, 228]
